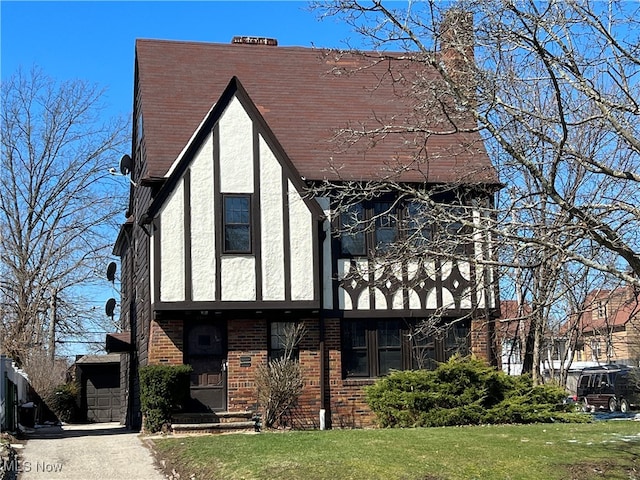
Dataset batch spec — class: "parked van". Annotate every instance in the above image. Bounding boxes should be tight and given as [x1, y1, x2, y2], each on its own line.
[576, 364, 640, 413]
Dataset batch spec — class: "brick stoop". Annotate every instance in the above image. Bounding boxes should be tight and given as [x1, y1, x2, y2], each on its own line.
[170, 411, 261, 435]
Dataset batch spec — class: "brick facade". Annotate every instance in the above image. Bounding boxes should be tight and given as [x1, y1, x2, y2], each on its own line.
[325, 318, 377, 428]
[146, 314, 496, 429]
[226, 319, 266, 412]
[471, 316, 497, 365]
[148, 318, 184, 365]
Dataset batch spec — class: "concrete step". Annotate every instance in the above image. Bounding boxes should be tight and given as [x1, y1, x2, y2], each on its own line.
[171, 421, 258, 435]
[171, 411, 254, 423]
[171, 411, 261, 435]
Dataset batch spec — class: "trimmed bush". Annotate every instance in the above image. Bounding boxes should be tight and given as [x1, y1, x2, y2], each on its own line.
[139, 364, 192, 433]
[365, 357, 583, 427]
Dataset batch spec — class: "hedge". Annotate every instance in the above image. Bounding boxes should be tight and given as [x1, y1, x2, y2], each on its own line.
[139, 364, 192, 433]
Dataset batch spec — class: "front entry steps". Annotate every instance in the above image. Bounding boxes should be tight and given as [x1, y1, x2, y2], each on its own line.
[171, 411, 261, 435]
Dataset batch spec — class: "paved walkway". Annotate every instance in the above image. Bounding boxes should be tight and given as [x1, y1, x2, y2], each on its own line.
[17, 423, 165, 480]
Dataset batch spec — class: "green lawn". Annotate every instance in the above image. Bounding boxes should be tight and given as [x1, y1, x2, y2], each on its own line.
[151, 421, 640, 480]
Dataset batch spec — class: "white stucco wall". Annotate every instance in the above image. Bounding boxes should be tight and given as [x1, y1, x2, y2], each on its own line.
[220, 256, 256, 301]
[150, 233, 155, 305]
[190, 134, 216, 301]
[288, 181, 314, 301]
[259, 136, 285, 301]
[373, 287, 387, 309]
[160, 180, 185, 302]
[219, 96, 254, 193]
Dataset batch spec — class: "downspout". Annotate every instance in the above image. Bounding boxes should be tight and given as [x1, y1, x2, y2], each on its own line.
[318, 219, 327, 430]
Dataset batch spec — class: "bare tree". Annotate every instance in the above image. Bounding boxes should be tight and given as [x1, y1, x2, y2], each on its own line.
[311, 1, 640, 380]
[255, 323, 306, 428]
[0, 67, 128, 368]
[318, 0, 640, 281]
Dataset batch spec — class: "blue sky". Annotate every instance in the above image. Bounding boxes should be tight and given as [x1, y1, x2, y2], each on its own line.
[1, 1, 358, 120]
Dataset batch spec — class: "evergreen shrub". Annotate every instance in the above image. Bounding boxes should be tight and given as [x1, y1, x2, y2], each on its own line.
[45, 382, 80, 423]
[365, 357, 584, 427]
[139, 364, 192, 433]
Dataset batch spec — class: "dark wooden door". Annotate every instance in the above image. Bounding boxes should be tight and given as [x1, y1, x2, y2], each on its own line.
[185, 322, 227, 412]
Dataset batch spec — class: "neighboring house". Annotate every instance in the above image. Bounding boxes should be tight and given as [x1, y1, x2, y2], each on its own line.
[499, 288, 640, 393]
[0, 355, 31, 431]
[570, 287, 640, 367]
[497, 300, 530, 376]
[108, 13, 501, 430]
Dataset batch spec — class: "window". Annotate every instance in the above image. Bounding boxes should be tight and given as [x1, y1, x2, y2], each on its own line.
[338, 197, 468, 257]
[342, 321, 369, 376]
[590, 339, 601, 361]
[411, 332, 438, 370]
[439, 206, 468, 255]
[373, 202, 398, 252]
[597, 301, 607, 318]
[406, 200, 433, 247]
[339, 200, 399, 256]
[444, 322, 470, 358]
[269, 322, 301, 361]
[377, 320, 402, 375]
[223, 195, 251, 253]
[340, 204, 366, 255]
[342, 320, 402, 377]
[341, 319, 470, 378]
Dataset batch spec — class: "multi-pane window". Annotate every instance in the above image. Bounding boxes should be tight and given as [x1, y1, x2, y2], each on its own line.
[341, 319, 470, 378]
[439, 206, 468, 255]
[373, 202, 398, 252]
[340, 204, 366, 255]
[269, 322, 300, 361]
[342, 321, 369, 376]
[223, 195, 251, 253]
[406, 200, 433, 247]
[339, 200, 399, 256]
[444, 322, 470, 358]
[342, 320, 403, 377]
[338, 198, 468, 257]
[377, 320, 402, 375]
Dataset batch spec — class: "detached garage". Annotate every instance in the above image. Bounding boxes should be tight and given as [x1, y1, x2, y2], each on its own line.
[75, 354, 121, 423]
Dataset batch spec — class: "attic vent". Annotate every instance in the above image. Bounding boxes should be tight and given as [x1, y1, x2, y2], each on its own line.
[232, 36, 278, 46]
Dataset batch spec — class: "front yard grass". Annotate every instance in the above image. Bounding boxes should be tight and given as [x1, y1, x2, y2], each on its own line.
[151, 421, 640, 480]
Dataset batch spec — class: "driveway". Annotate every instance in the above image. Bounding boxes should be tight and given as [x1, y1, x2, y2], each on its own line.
[16, 423, 165, 480]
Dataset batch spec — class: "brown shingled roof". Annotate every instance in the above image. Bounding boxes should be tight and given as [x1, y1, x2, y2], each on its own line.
[135, 38, 498, 184]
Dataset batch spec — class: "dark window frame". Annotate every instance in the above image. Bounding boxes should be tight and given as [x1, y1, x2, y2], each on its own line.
[222, 194, 252, 254]
[340, 203, 367, 256]
[341, 318, 471, 379]
[338, 198, 401, 258]
[268, 321, 300, 362]
[338, 196, 470, 258]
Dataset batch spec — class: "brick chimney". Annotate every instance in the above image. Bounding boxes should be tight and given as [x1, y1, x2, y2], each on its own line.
[231, 36, 278, 46]
[439, 9, 476, 105]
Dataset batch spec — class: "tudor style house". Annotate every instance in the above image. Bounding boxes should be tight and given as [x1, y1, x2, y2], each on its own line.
[108, 16, 501, 430]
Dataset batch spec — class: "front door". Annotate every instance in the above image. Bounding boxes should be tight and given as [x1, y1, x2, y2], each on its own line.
[185, 322, 227, 412]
